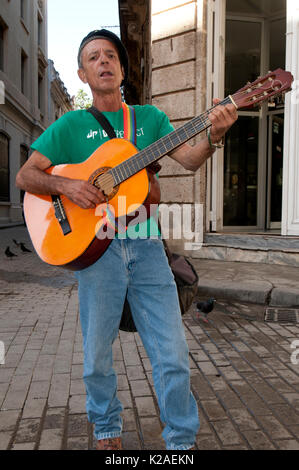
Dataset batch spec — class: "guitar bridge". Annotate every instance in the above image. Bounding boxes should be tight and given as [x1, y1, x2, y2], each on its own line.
[51, 195, 72, 236]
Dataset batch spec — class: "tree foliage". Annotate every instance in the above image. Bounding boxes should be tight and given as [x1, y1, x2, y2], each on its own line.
[73, 89, 92, 110]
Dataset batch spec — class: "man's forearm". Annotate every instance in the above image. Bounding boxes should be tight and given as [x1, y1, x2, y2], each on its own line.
[169, 136, 216, 172]
[16, 166, 70, 195]
[16, 164, 106, 209]
[184, 136, 216, 171]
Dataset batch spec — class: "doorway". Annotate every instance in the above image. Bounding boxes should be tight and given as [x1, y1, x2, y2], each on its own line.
[223, 0, 286, 231]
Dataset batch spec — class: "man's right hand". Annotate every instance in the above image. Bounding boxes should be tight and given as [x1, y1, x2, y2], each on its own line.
[16, 150, 106, 209]
[63, 179, 106, 209]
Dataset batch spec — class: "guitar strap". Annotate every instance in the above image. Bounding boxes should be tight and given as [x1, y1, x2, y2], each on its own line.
[87, 106, 117, 139]
[86, 103, 161, 174]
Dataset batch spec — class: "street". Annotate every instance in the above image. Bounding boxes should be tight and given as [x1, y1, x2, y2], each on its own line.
[0, 226, 299, 450]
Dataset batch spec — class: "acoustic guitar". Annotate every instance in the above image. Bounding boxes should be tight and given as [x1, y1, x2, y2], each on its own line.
[24, 69, 293, 270]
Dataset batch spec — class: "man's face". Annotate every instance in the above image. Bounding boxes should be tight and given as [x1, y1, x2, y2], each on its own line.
[78, 38, 124, 93]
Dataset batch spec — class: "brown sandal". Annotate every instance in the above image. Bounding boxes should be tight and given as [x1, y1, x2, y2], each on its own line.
[96, 437, 123, 450]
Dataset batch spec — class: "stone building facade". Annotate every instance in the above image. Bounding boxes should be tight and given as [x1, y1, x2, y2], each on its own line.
[48, 59, 73, 124]
[148, 0, 299, 266]
[0, 0, 72, 227]
[151, 0, 208, 253]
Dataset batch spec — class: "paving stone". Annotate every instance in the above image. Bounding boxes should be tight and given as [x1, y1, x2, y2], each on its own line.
[38, 428, 63, 450]
[66, 436, 89, 450]
[197, 361, 219, 375]
[139, 417, 163, 442]
[229, 408, 260, 431]
[212, 420, 244, 446]
[0, 410, 20, 432]
[11, 442, 35, 450]
[122, 431, 142, 450]
[71, 364, 83, 380]
[126, 365, 146, 380]
[191, 374, 217, 400]
[275, 439, 299, 450]
[118, 390, 133, 409]
[135, 396, 157, 417]
[130, 379, 151, 397]
[216, 387, 244, 409]
[0, 431, 13, 449]
[260, 415, 292, 439]
[67, 414, 88, 437]
[118, 374, 130, 391]
[14, 418, 40, 443]
[271, 404, 299, 426]
[48, 373, 70, 407]
[22, 398, 46, 419]
[70, 378, 85, 396]
[217, 366, 242, 381]
[282, 392, 299, 407]
[122, 409, 138, 432]
[69, 394, 86, 414]
[201, 400, 227, 421]
[43, 408, 65, 430]
[196, 433, 221, 450]
[242, 429, 276, 450]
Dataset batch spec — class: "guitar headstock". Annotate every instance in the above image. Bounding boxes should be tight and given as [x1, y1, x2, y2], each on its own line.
[231, 68, 294, 109]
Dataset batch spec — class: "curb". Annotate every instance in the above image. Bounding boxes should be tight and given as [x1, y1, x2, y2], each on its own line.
[197, 279, 299, 307]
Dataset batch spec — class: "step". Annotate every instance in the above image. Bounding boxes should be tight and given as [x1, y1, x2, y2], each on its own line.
[192, 233, 299, 267]
[204, 233, 299, 251]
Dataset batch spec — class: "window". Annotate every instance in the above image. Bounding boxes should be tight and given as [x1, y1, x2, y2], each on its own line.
[0, 133, 9, 201]
[38, 14, 42, 47]
[38, 74, 43, 110]
[20, 145, 29, 202]
[0, 19, 7, 71]
[21, 50, 27, 95]
[21, 0, 25, 19]
[0, 24, 3, 70]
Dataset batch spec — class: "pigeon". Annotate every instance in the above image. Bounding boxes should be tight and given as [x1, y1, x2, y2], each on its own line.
[20, 242, 32, 253]
[5, 246, 17, 258]
[196, 298, 216, 323]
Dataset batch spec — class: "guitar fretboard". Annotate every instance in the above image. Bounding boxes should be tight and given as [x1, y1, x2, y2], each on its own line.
[110, 96, 233, 185]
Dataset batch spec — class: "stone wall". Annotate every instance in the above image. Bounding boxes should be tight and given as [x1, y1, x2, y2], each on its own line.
[151, 0, 208, 253]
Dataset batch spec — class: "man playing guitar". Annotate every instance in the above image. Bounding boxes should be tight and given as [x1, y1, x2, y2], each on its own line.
[16, 29, 237, 450]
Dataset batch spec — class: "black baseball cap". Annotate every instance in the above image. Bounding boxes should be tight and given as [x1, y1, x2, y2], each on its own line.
[77, 29, 129, 86]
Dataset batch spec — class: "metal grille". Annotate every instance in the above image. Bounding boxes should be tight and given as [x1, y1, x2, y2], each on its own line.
[265, 307, 299, 324]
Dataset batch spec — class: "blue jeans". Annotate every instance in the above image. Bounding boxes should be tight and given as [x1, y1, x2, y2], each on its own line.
[75, 237, 199, 450]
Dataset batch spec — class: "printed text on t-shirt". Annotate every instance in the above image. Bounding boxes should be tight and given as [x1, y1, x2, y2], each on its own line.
[87, 128, 144, 140]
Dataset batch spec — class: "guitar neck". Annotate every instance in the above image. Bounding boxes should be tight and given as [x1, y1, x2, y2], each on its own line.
[111, 96, 234, 185]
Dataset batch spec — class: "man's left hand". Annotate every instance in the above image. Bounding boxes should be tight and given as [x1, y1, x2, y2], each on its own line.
[208, 98, 238, 144]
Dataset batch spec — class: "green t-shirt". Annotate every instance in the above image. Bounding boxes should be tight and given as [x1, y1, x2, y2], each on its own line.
[31, 104, 174, 238]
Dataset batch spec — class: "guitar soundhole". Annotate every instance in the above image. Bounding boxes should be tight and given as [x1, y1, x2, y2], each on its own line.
[88, 166, 119, 200]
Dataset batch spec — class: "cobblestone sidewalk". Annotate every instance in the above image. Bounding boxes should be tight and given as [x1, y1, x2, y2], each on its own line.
[0, 226, 299, 450]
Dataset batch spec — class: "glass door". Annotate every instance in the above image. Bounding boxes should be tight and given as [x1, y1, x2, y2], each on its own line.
[267, 113, 284, 229]
[223, 16, 262, 229]
[223, 1, 286, 231]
